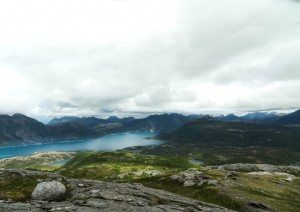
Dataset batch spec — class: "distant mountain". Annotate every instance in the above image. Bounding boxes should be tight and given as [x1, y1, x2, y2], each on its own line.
[276, 110, 300, 125]
[217, 112, 282, 125]
[0, 114, 96, 146]
[0, 113, 199, 146]
[71, 117, 107, 128]
[106, 116, 135, 124]
[48, 116, 136, 128]
[92, 123, 124, 135]
[48, 113, 196, 132]
[218, 114, 240, 122]
[160, 117, 300, 151]
[48, 116, 80, 125]
[0, 113, 52, 145]
[123, 113, 198, 132]
[240, 112, 281, 124]
[48, 122, 96, 140]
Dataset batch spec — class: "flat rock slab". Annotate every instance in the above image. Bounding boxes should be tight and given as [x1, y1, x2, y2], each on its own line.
[0, 169, 233, 212]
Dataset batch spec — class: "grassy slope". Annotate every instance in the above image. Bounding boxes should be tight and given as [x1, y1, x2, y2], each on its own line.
[135, 145, 300, 165]
[59, 152, 300, 211]
[0, 175, 46, 201]
[59, 152, 196, 180]
[160, 118, 300, 151]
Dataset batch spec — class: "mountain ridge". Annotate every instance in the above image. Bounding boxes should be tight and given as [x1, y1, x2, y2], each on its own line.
[0, 114, 96, 146]
[1, 109, 300, 146]
[159, 116, 300, 151]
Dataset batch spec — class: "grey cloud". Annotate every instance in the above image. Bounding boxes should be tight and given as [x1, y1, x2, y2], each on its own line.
[0, 0, 300, 118]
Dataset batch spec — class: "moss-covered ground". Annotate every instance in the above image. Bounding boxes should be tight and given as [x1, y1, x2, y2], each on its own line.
[59, 152, 197, 180]
[128, 145, 300, 165]
[0, 175, 46, 201]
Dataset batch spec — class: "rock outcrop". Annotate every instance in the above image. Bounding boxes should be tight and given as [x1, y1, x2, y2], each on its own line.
[116, 170, 164, 179]
[219, 163, 300, 176]
[32, 181, 66, 201]
[0, 169, 232, 212]
[170, 169, 218, 187]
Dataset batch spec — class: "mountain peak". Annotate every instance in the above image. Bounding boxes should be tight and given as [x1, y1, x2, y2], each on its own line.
[107, 116, 120, 121]
[12, 113, 28, 118]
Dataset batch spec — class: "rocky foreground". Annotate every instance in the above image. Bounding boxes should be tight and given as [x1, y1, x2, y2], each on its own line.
[0, 169, 231, 212]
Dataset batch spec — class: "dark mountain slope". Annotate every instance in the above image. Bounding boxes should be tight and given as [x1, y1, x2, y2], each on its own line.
[276, 110, 300, 125]
[123, 113, 196, 132]
[0, 114, 97, 145]
[218, 114, 240, 122]
[240, 112, 281, 124]
[160, 117, 300, 150]
[48, 116, 136, 128]
[71, 117, 107, 128]
[48, 122, 97, 140]
[0, 114, 52, 145]
[48, 116, 80, 125]
[217, 112, 282, 124]
[49, 113, 197, 133]
[107, 116, 135, 124]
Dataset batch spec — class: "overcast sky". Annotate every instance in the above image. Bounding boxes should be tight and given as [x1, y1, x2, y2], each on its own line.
[0, 0, 300, 119]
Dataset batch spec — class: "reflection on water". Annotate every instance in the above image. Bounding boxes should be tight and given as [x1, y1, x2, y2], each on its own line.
[51, 159, 70, 165]
[190, 159, 205, 165]
[0, 132, 162, 159]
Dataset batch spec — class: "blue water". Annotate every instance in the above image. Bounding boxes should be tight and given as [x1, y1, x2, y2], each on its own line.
[0, 132, 161, 159]
[190, 159, 204, 165]
[51, 159, 70, 165]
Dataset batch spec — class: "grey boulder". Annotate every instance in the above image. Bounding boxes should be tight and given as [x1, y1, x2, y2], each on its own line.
[32, 181, 66, 201]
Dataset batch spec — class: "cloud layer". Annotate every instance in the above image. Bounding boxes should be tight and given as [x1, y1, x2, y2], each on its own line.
[0, 0, 300, 118]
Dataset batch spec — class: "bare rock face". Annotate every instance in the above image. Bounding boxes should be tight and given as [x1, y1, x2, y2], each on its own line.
[32, 181, 66, 201]
[116, 170, 164, 179]
[0, 170, 232, 212]
[170, 170, 217, 187]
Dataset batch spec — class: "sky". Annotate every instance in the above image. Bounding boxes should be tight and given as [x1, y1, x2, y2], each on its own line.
[0, 0, 300, 120]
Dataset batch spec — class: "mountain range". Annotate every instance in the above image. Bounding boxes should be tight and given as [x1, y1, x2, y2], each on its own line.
[0, 109, 299, 146]
[0, 113, 196, 146]
[48, 116, 135, 127]
[216, 110, 300, 125]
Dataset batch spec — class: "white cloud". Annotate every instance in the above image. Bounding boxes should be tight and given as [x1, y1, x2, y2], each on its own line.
[0, 0, 300, 118]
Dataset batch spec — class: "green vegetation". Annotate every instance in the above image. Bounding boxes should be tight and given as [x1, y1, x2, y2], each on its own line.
[0, 175, 45, 201]
[133, 175, 245, 210]
[0, 152, 76, 171]
[60, 152, 197, 181]
[212, 170, 300, 212]
[160, 117, 300, 151]
[191, 147, 300, 165]
[131, 169, 300, 211]
[126, 144, 300, 165]
[1, 151, 300, 211]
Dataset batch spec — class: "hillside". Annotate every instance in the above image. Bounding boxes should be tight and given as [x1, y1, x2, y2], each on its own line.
[48, 116, 135, 128]
[276, 109, 300, 125]
[160, 117, 300, 151]
[0, 114, 52, 145]
[0, 114, 97, 146]
[1, 152, 300, 211]
[48, 116, 80, 125]
[123, 113, 197, 132]
[217, 112, 282, 124]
